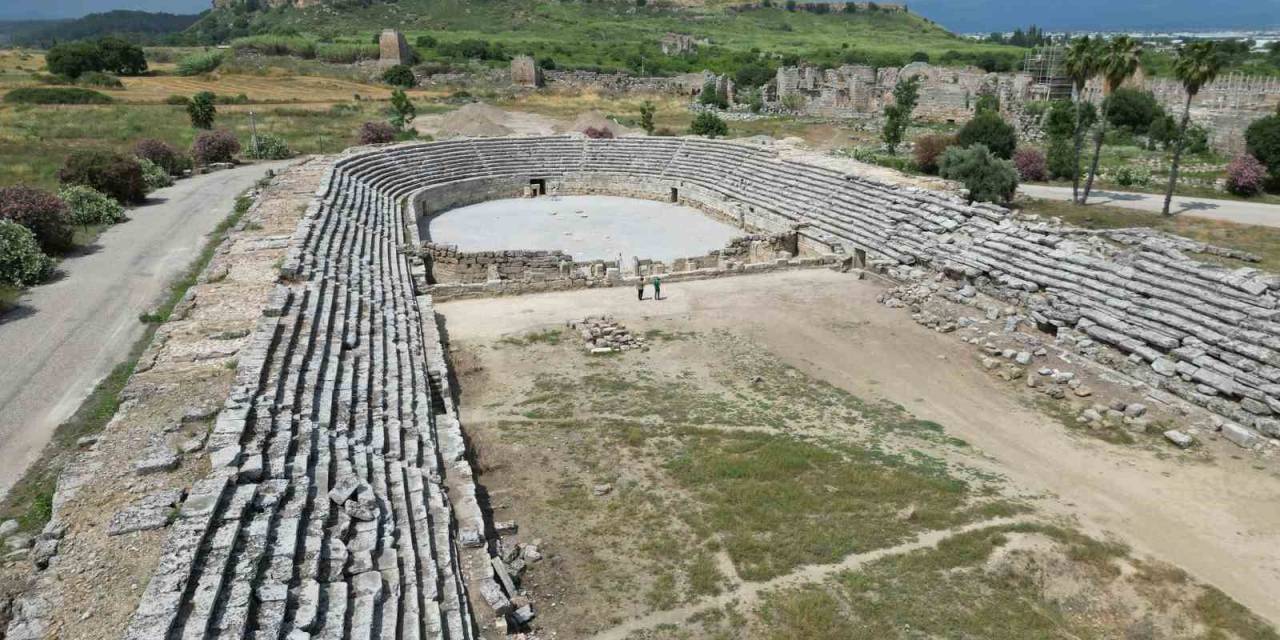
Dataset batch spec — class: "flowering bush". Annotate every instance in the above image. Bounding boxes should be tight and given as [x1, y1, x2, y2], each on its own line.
[912, 133, 956, 174]
[1012, 147, 1048, 182]
[1225, 154, 1267, 197]
[191, 129, 240, 165]
[139, 158, 174, 191]
[59, 185, 126, 225]
[133, 138, 188, 175]
[0, 185, 74, 252]
[0, 220, 53, 286]
[246, 133, 292, 160]
[57, 150, 146, 205]
[358, 121, 397, 145]
[583, 126, 614, 139]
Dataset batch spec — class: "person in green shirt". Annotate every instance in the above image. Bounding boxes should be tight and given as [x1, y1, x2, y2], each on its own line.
[652, 276, 662, 300]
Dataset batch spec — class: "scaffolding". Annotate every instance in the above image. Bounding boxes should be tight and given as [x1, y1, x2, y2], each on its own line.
[1024, 45, 1072, 102]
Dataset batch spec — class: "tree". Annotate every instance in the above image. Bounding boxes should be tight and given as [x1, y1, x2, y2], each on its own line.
[690, 112, 728, 138]
[639, 100, 656, 135]
[382, 64, 416, 88]
[957, 111, 1017, 159]
[1102, 87, 1162, 133]
[881, 74, 921, 154]
[0, 220, 54, 287]
[1245, 113, 1280, 186]
[44, 41, 103, 78]
[1082, 35, 1142, 205]
[1064, 35, 1101, 202]
[939, 144, 1019, 204]
[698, 78, 718, 107]
[1045, 99, 1090, 179]
[390, 88, 416, 130]
[187, 91, 216, 129]
[974, 93, 999, 114]
[1162, 41, 1222, 215]
[96, 37, 147, 75]
[912, 133, 956, 174]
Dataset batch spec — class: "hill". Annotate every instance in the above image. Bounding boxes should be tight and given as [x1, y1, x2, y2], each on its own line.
[0, 10, 202, 47]
[187, 0, 1026, 74]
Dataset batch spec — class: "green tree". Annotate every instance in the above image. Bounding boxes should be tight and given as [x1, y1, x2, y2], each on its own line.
[639, 100, 656, 135]
[698, 78, 719, 107]
[1064, 35, 1102, 202]
[938, 144, 1019, 204]
[1102, 87, 1162, 133]
[44, 41, 102, 78]
[974, 93, 999, 114]
[957, 111, 1017, 159]
[690, 112, 728, 138]
[1082, 35, 1143, 204]
[390, 88, 416, 130]
[187, 91, 216, 130]
[382, 64, 416, 88]
[1245, 113, 1280, 186]
[96, 37, 147, 75]
[881, 74, 921, 154]
[1162, 41, 1222, 215]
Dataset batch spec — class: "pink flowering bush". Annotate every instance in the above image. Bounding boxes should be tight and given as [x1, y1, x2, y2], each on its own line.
[1226, 153, 1267, 197]
[358, 121, 397, 145]
[1012, 147, 1048, 182]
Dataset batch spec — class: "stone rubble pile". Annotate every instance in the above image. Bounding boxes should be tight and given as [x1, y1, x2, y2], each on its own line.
[570, 316, 646, 353]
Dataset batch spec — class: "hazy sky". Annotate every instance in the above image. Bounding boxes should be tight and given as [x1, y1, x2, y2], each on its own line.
[0, 0, 208, 20]
[2, 0, 1277, 32]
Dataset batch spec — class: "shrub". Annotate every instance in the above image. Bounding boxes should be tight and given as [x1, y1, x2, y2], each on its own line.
[974, 93, 999, 114]
[957, 112, 1017, 159]
[1012, 147, 1047, 182]
[0, 220, 54, 287]
[176, 51, 224, 76]
[583, 126, 614, 139]
[1112, 166, 1152, 188]
[76, 71, 122, 88]
[229, 35, 317, 59]
[1225, 154, 1267, 197]
[133, 139, 187, 175]
[690, 112, 728, 138]
[389, 88, 416, 129]
[1103, 87, 1163, 134]
[1245, 114, 1280, 182]
[358, 121, 397, 144]
[58, 150, 147, 205]
[188, 91, 216, 129]
[1046, 137, 1076, 180]
[0, 185, 74, 253]
[3, 87, 112, 104]
[382, 64, 417, 88]
[165, 94, 190, 105]
[139, 158, 175, 191]
[191, 130, 241, 165]
[939, 144, 1018, 204]
[912, 133, 956, 174]
[58, 185, 126, 226]
[415, 34, 438, 49]
[247, 133, 293, 160]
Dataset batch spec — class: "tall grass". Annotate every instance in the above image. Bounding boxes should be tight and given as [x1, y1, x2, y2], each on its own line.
[177, 51, 225, 76]
[230, 35, 318, 59]
[316, 43, 381, 64]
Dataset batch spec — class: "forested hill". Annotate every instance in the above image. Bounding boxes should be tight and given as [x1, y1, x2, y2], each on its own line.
[0, 10, 201, 47]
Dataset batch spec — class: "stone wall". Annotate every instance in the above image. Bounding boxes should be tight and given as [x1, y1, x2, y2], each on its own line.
[425, 245, 575, 285]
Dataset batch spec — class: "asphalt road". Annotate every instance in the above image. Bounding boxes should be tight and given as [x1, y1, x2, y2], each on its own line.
[0, 161, 293, 501]
[1020, 184, 1280, 229]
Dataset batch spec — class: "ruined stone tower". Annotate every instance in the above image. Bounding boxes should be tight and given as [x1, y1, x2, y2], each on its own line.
[378, 29, 412, 67]
[511, 55, 544, 88]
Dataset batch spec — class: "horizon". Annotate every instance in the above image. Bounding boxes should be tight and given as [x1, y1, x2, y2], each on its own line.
[1, 0, 1278, 37]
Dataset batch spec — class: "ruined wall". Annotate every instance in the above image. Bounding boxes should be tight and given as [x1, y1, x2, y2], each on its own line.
[425, 245, 574, 284]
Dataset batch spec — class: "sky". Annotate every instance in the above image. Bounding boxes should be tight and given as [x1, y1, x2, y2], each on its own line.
[1, 0, 1278, 31]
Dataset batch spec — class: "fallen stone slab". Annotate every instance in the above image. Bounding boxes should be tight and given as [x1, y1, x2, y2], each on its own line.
[108, 490, 184, 537]
[1163, 430, 1195, 449]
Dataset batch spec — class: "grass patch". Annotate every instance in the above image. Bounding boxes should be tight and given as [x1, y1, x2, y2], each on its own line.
[498, 327, 565, 347]
[0, 185, 259, 534]
[1016, 197, 1280, 271]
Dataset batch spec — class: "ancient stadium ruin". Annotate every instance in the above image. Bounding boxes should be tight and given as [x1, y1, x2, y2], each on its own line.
[8, 135, 1280, 639]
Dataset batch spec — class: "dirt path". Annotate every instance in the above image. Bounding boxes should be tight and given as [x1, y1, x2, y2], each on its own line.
[437, 269, 1280, 625]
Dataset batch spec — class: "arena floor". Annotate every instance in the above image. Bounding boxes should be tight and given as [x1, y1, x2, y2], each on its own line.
[422, 195, 743, 262]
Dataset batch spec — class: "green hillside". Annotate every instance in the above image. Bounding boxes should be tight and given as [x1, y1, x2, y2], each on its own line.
[189, 1, 1026, 76]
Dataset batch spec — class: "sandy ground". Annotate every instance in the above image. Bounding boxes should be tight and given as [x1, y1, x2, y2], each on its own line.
[437, 268, 1280, 626]
[425, 195, 741, 261]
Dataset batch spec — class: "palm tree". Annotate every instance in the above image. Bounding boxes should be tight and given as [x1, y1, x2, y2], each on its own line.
[1161, 41, 1222, 215]
[1081, 35, 1143, 205]
[1063, 36, 1101, 203]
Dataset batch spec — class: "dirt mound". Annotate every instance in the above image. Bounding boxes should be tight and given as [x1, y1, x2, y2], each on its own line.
[559, 110, 634, 137]
[435, 102, 516, 138]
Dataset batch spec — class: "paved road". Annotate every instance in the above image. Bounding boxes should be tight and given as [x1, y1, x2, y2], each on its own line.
[0, 161, 294, 500]
[1019, 184, 1280, 229]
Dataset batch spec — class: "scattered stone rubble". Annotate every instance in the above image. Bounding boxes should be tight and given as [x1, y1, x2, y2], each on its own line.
[570, 316, 647, 354]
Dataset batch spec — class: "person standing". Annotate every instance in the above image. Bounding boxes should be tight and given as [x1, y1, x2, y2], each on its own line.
[652, 276, 662, 301]
[636, 278, 645, 301]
